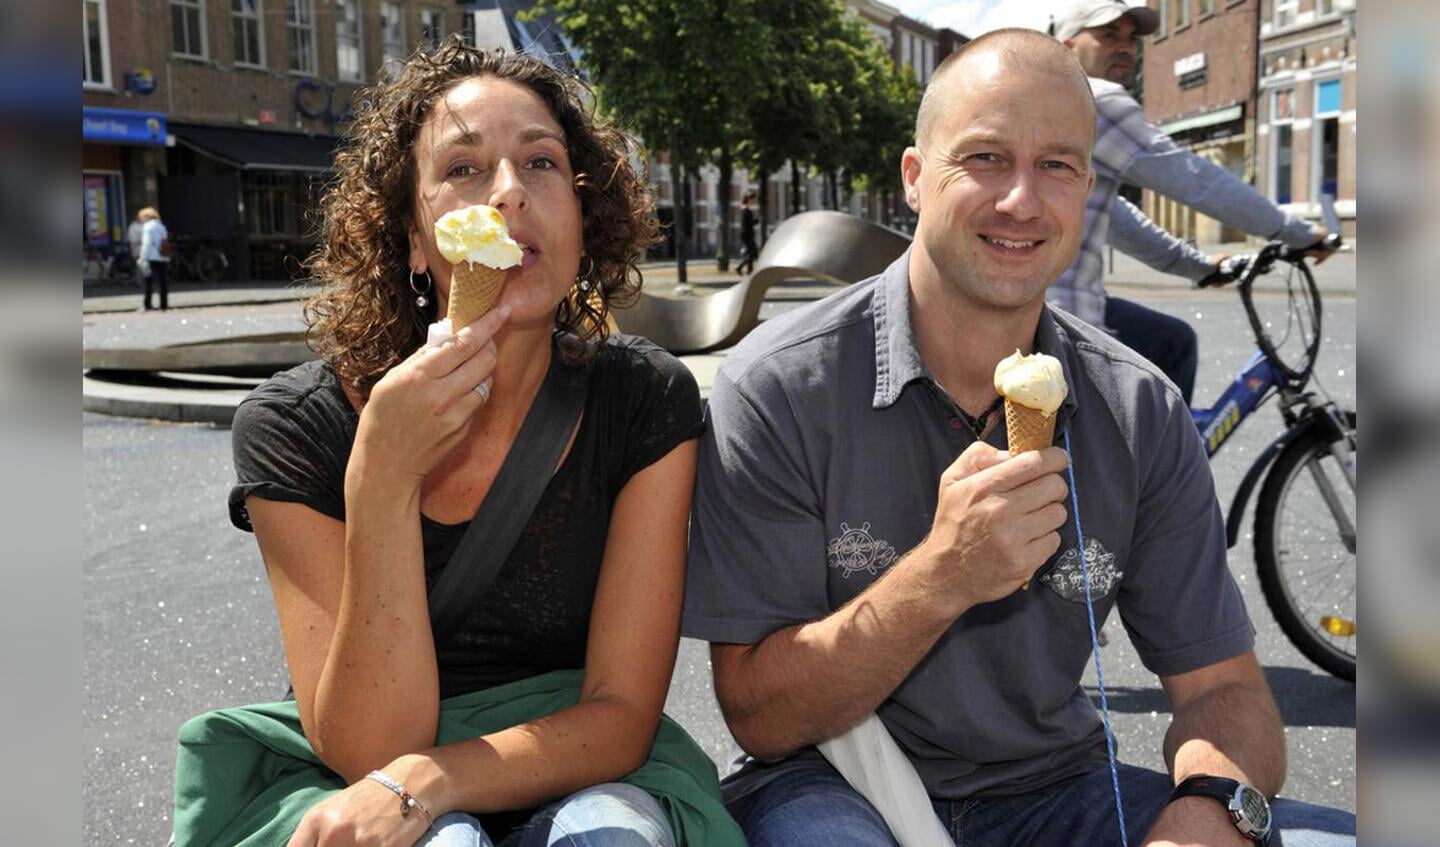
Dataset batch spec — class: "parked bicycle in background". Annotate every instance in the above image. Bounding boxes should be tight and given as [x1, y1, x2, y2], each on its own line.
[168, 237, 230, 284]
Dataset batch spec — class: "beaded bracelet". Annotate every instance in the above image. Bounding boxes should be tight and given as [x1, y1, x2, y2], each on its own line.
[365, 770, 436, 829]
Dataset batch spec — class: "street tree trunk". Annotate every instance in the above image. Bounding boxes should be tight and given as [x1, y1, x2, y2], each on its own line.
[759, 179, 770, 243]
[716, 150, 733, 272]
[672, 159, 688, 283]
[790, 160, 802, 215]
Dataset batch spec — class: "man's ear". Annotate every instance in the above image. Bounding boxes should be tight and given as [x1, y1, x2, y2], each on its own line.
[901, 146, 923, 213]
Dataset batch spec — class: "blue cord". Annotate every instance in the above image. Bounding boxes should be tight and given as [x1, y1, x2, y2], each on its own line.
[1064, 427, 1130, 847]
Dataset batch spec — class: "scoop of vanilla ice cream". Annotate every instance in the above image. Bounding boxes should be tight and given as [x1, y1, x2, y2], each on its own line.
[434, 204, 523, 269]
[993, 349, 1068, 416]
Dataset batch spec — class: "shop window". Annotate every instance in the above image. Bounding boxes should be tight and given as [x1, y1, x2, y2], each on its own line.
[244, 172, 315, 237]
[1270, 88, 1295, 205]
[287, 0, 316, 74]
[232, 0, 264, 67]
[460, 11, 481, 48]
[421, 9, 443, 51]
[84, 0, 110, 87]
[1313, 79, 1342, 200]
[381, 2, 406, 67]
[335, 0, 363, 82]
[172, 0, 207, 59]
[84, 172, 125, 250]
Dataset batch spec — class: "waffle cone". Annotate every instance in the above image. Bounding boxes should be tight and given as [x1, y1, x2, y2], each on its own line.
[1004, 399, 1056, 454]
[447, 262, 508, 328]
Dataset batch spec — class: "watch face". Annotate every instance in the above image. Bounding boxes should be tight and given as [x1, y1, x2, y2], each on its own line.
[1238, 785, 1272, 834]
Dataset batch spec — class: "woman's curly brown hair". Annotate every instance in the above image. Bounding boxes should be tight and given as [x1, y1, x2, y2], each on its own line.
[304, 36, 660, 396]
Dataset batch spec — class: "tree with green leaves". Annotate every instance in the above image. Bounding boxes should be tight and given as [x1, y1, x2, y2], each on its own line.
[532, 0, 766, 281]
[736, 0, 847, 237]
[842, 32, 921, 226]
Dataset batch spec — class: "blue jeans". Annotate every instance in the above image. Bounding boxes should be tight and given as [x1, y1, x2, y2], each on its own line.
[730, 758, 1355, 846]
[417, 783, 676, 847]
[1106, 296, 1198, 404]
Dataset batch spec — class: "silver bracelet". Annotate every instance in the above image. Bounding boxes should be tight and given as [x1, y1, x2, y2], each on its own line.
[365, 769, 435, 829]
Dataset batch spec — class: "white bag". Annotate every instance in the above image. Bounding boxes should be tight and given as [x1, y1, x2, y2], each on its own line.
[818, 712, 956, 847]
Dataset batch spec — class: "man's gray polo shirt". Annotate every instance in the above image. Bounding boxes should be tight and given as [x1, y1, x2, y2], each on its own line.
[682, 250, 1254, 801]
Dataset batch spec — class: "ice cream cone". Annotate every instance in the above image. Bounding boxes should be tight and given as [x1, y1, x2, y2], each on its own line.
[447, 261, 508, 329]
[1004, 399, 1057, 454]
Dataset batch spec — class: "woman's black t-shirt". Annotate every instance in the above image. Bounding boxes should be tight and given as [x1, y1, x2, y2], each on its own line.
[229, 334, 704, 699]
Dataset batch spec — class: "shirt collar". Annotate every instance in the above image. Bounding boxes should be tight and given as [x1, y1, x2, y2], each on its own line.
[871, 249, 929, 410]
[870, 249, 1082, 425]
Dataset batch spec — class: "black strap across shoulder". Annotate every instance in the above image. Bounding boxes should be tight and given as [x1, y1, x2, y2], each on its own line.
[427, 358, 588, 637]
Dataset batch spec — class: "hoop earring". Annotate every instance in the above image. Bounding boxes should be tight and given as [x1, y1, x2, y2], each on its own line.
[409, 269, 433, 309]
[576, 256, 595, 292]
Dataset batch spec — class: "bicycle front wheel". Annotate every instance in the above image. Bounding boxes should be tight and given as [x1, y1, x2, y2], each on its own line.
[1254, 412, 1356, 682]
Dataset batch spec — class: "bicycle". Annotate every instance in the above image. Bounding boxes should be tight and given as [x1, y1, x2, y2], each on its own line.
[169, 238, 230, 284]
[1191, 222, 1354, 682]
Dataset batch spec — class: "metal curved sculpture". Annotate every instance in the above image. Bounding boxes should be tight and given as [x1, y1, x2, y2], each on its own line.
[612, 210, 911, 353]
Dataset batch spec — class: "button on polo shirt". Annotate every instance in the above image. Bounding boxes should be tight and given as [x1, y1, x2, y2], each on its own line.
[683, 250, 1253, 801]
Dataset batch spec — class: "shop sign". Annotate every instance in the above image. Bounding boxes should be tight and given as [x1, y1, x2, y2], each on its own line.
[83, 107, 168, 145]
[1175, 52, 1208, 90]
[124, 68, 157, 95]
[294, 80, 355, 132]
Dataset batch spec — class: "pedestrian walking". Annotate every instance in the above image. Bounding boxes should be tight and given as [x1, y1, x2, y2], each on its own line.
[136, 207, 170, 310]
[736, 190, 759, 276]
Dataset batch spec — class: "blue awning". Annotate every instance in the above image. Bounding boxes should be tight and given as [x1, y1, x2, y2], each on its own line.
[83, 107, 168, 146]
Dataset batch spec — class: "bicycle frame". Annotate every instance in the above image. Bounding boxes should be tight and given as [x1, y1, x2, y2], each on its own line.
[1193, 350, 1284, 459]
[1190, 247, 1354, 551]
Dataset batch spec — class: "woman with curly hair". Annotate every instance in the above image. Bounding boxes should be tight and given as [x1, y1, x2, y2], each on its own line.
[210, 37, 733, 847]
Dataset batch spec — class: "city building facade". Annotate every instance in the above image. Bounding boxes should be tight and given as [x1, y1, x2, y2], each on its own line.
[82, 1, 569, 282]
[1254, 0, 1356, 236]
[83, 1, 974, 278]
[1138, 0, 1262, 244]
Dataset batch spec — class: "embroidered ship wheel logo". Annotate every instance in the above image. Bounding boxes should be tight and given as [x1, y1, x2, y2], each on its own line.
[826, 521, 898, 579]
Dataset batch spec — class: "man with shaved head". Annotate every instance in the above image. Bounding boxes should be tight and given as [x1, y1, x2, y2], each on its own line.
[682, 27, 1355, 846]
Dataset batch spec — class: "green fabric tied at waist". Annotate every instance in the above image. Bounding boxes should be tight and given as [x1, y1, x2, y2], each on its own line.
[173, 669, 744, 846]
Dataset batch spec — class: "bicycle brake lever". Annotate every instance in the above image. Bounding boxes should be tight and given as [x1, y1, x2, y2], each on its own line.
[1196, 255, 1249, 288]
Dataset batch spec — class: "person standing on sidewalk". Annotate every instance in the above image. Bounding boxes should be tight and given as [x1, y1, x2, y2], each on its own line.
[136, 207, 171, 311]
[1049, 0, 1331, 404]
[736, 191, 760, 276]
[123, 211, 145, 281]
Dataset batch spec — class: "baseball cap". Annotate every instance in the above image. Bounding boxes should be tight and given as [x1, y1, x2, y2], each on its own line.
[1050, 0, 1160, 42]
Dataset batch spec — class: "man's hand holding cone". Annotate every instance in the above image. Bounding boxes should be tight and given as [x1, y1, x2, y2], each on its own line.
[994, 349, 1070, 588]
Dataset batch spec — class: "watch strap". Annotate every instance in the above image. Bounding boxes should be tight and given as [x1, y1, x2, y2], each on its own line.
[1170, 774, 1242, 803]
[1170, 775, 1272, 845]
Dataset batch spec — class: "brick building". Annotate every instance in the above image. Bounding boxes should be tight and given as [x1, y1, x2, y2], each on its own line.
[1138, 0, 1263, 244]
[82, 1, 572, 281]
[1254, 0, 1356, 236]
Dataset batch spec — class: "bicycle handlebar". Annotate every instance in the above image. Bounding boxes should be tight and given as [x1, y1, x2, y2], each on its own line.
[1194, 232, 1343, 289]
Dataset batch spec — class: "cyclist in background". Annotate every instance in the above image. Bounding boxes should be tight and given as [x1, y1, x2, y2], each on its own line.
[1050, 0, 1331, 404]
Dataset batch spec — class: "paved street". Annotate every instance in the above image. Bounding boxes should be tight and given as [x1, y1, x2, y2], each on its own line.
[84, 274, 1355, 844]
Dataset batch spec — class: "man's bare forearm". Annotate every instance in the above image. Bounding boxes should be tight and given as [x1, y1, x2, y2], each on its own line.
[1163, 679, 1286, 796]
[714, 544, 965, 761]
